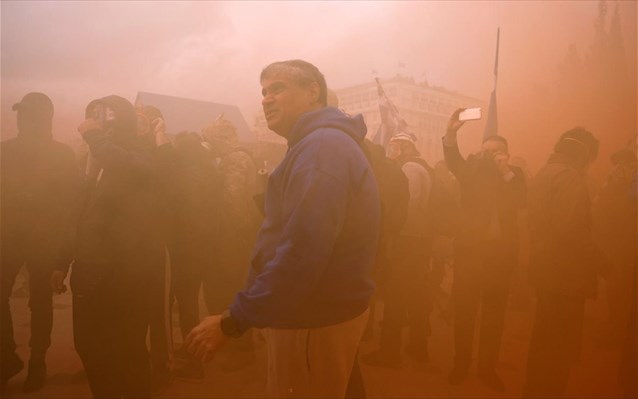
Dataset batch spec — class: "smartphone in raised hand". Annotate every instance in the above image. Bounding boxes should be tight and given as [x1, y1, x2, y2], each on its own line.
[458, 107, 481, 122]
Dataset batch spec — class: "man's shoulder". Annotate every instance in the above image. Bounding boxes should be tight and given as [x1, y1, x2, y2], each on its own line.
[402, 158, 430, 175]
[49, 139, 76, 157]
[535, 162, 583, 191]
[300, 127, 358, 148]
[293, 127, 364, 166]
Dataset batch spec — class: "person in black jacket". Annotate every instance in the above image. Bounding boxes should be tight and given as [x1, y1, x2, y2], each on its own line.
[167, 131, 218, 381]
[136, 105, 176, 394]
[71, 95, 163, 398]
[362, 133, 432, 368]
[0, 92, 80, 393]
[523, 127, 609, 398]
[443, 109, 526, 391]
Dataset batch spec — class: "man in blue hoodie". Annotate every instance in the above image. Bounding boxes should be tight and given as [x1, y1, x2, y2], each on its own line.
[186, 60, 380, 398]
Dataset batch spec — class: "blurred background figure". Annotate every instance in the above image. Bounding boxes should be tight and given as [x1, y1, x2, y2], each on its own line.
[362, 132, 432, 368]
[592, 138, 637, 399]
[1, 92, 80, 394]
[167, 131, 219, 382]
[201, 116, 261, 372]
[524, 127, 609, 398]
[135, 104, 176, 393]
[592, 143, 637, 345]
[443, 109, 527, 391]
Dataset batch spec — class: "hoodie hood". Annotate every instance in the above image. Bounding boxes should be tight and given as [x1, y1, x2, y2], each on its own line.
[85, 95, 137, 141]
[287, 107, 367, 148]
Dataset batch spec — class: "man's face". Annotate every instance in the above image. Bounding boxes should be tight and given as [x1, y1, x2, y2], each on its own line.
[261, 74, 320, 137]
[479, 139, 508, 162]
[386, 141, 401, 160]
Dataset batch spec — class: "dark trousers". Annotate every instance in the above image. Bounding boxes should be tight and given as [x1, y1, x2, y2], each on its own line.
[452, 242, 514, 371]
[378, 236, 431, 356]
[1, 244, 53, 365]
[170, 241, 211, 341]
[71, 263, 152, 399]
[149, 252, 172, 373]
[523, 291, 585, 398]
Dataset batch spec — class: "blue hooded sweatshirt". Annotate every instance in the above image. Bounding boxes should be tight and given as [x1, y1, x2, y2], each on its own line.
[229, 107, 381, 333]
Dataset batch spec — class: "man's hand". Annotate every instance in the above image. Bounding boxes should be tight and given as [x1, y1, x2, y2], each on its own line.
[78, 119, 101, 136]
[185, 314, 229, 363]
[50, 270, 67, 294]
[446, 108, 466, 137]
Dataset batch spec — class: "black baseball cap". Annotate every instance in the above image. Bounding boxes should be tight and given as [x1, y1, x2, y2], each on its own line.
[12, 92, 54, 119]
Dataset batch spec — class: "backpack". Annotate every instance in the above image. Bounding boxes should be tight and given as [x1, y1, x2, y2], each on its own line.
[405, 157, 461, 238]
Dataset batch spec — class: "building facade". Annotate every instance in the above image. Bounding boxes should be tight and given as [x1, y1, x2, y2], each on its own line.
[336, 75, 483, 163]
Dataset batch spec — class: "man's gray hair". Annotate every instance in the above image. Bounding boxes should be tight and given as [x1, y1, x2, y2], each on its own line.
[260, 60, 327, 106]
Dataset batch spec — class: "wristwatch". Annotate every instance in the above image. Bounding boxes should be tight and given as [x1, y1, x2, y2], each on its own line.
[220, 309, 243, 338]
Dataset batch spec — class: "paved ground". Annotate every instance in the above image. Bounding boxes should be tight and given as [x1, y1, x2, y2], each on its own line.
[2, 268, 627, 399]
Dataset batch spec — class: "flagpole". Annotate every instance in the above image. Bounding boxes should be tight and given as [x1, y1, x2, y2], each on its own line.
[483, 27, 500, 140]
[493, 27, 500, 91]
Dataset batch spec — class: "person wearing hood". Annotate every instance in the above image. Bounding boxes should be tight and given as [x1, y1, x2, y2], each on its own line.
[186, 60, 380, 398]
[71, 95, 162, 398]
[523, 127, 610, 398]
[443, 109, 527, 391]
[1, 93, 80, 393]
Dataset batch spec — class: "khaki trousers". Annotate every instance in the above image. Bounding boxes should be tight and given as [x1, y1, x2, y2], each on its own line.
[262, 308, 369, 398]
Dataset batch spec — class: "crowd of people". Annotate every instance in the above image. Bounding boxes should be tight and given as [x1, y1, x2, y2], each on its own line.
[1, 59, 635, 399]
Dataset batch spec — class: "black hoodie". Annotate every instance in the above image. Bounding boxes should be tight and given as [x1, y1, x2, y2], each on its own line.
[74, 96, 162, 276]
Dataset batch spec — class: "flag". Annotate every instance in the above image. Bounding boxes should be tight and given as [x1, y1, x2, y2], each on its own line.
[483, 27, 500, 140]
[483, 89, 498, 139]
[372, 78, 407, 146]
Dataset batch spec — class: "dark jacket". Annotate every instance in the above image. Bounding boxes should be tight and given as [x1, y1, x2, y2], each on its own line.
[165, 134, 218, 249]
[230, 107, 381, 333]
[1, 123, 80, 269]
[443, 139, 526, 251]
[373, 154, 409, 244]
[74, 96, 162, 277]
[529, 152, 607, 299]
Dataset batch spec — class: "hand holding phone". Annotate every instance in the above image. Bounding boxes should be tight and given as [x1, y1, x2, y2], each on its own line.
[458, 108, 481, 122]
[447, 108, 466, 136]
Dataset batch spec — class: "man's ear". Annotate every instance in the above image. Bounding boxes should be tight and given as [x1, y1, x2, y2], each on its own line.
[307, 82, 321, 106]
